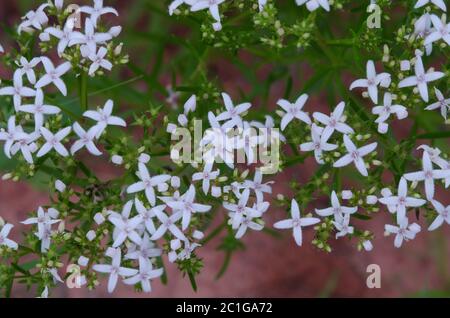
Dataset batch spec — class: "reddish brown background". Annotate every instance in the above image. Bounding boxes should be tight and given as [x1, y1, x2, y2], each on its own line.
[1, 0, 449, 298]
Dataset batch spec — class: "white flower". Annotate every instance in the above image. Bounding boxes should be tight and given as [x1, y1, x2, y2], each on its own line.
[17, 57, 40, 84]
[277, 94, 311, 131]
[234, 214, 264, 239]
[93, 249, 138, 293]
[167, 185, 211, 230]
[71, 122, 102, 156]
[424, 15, 450, 46]
[44, 22, 78, 56]
[378, 177, 426, 223]
[169, 0, 199, 15]
[22, 207, 60, 239]
[10, 131, 40, 164]
[332, 213, 354, 239]
[123, 258, 163, 293]
[296, 0, 330, 12]
[69, 18, 112, 55]
[192, 163, 220, 195]
[108, 213, 142, 248]
[243, 169, 273, 203]
[54, 0, 64, 10]
[372, 92, 408, 126]
[0, 224, 18, 250]
[273, 199, 320, 246]
[414, 13, 433, 55]
[216, 93, 251, 128]
[313, 102, 354, 142]
[258, 0, 267, 12]
[80, 0, 119, 27]
[300, 123, 337, 164]
[414, 0, 447, 11]
[125, 233, 162, 261]
[385, 218, 421, 248]
[250, 115, 286, 146]
[18, 4, 49, 34]
[150, 209, 186, 241]
[35, 57, 71, 96]
[315, 190, 358, 217]
[191, 0, 225, 24]
[134, 198, 163, 235]
[0, 116, 28, 158]
[37, 126, 72, 158]
[127, 163, 171, 205]
[350, 60, 391, 104]
[425, 87, 449, 119]
[428, 200, 450, 231]
[235, 121, 263, 164]
[403, 151, 450, 200]
[183, 94, 197, 114]
[223, 189, 259, 229]
[83, 47, 113, 76]
[398, 53, 445, 102]
[333, 135, 377, 177]
[83, 100, 127, 138]
[0, 69, 36, 110]
[18, 89, 61, 130]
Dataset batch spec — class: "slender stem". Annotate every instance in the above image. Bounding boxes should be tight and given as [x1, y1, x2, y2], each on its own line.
[79, 71, 88, 111]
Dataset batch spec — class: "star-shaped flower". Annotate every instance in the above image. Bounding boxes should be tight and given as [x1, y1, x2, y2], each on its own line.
[0, 116, 28, 158]
[403, 151, 450, 200]
[123, 258, 163, 293]
[350, 60, 391, 104]
[215, 93, 251, 128]
[127, 163, 171, 206]
[93, 249, 138, 293]
[84, 46, 113, 76]
[35, 57, 71, 96]
[150, 209, 186, 241]
[37, 126, 72, 158]
[274, 199, 320, 246]
[71, 122, 102, 156]
[425, 87, 449, 119]
[83, 99, 127, 138]
[10, 130, 40, 164]
[379, 177, 426, 223]
[424, 14, 450, 46]
[243, 169, 273, 203]
[313, 102, 354, 142]
[0, 69, 36, 110]
[428, 200, 450, 231]
[277, 94, 311, 131]
[69, 18, 112, 56]
[223, 189, 259, 229]
[18, 89, 61, 130]
[372, 92, 408, 123]
[333, 135, 377, 177]
[108, 213, 142, 248]
[398, 53, 445, 102]
[192, 163, 220, 195]
[300, 124, 337, 164]
[44, 22, 78, 56]
[17, 56, 40, 84]
[315, 190, 358, 217]
[385, 218, 421, 248]
[80, 0, 119, 27]
[22, 207, 60, 239]
[167, 185, 211, 230]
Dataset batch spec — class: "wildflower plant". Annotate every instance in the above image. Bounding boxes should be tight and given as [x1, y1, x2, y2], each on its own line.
[0, 0, 448, 297]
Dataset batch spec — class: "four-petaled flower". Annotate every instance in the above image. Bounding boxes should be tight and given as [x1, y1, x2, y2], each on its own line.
[398, 53, 445, 102]
[123, 258, 163, 293]
[80, 0, 119, 27]
[333, 135, 377, 177]
[35, 57, 72, 96]
[277, 94, 311, 131]
[18, 89, 61, 130]
[223, 189, 259, 229]
[403, 151, 450, 200]
[315, 190, 358, 217]
[192, 163, 220, 195]
[274, 199, 320, 246]
[313, 102, 354, 142]
[300, 123, 337, 164]
[428, 200, 450, 231]
[127, 163, 171, 205]
[37, 126, 72, 157]
[93, 248, 138, 293]
[216, 93, 251, 128]
[350, 60, 391, 103]
[385, 218, 421, 248]
[0, 69, 36, 110]
[378, 177, 426, 223]
[71, 122, 102, 156]
[425, 87, 449, 119]
[83, 99, 127, 138]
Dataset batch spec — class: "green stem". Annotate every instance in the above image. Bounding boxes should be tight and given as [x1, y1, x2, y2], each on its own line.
[79, 71, 88, 111]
